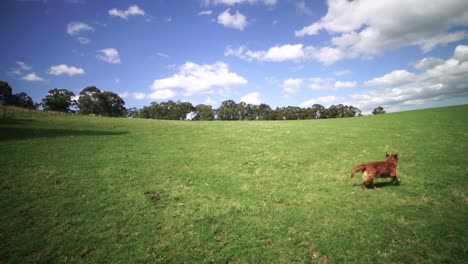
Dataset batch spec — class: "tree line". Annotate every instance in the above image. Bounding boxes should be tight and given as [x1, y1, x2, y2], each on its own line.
[138, 99, 363, 120]
[1, 81, 126, 117]
[1, 80, 386, 120]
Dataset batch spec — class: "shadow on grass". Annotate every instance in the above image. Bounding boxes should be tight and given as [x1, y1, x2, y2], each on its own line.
[363, 181, 400, 189]
[0, 118, 37, 125]
[0, 126, 128, 141]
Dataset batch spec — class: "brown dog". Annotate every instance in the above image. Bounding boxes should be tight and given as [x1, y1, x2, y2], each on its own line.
[350, 153, 400, 190]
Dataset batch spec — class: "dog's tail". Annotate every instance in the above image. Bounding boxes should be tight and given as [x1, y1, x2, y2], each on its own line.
[350, 164, 366, 178]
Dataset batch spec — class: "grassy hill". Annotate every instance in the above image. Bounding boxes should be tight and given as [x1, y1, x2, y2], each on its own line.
[1, 105, 467, 263]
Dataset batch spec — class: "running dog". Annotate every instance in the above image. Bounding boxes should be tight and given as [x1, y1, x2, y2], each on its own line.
[350, 153, 400, 190]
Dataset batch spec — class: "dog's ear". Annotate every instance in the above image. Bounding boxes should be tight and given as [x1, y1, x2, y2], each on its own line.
[386, 152, 389, 157]
[395, 153, 398, 158]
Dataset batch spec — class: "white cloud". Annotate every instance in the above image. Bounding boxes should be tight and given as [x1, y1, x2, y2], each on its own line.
[365, 70, 416, 86]
[22, 72, 45, 82]
[300, 96, 340, 108]
[334, 81, 357, 89]
[226, 43, 353, 65]
[204, 96, 217, 106]
[311, 46, 346, 65]
[414, 57, 445, 71]
[120, 92, 147, 100]
[224, 46, 247, 58]
[282, 78, 303, 94]
[307, 77, 335, 90]
[281, 77, 359, 92]
[149, 89, 176, 100]
[67, 22, 93, 44]
[156, 52, 169, 58]
[213, 0, 276, 6]
[67, 22, 94, 35]
[334, 69, 352, 76]
[280, 77, 358, 92]
[10, 61, 32, 75]
[48, 64, 85, 76]
[295, 0, 468, 64]
[133, 92, 146, 100]
[258, 44, 306, 62]
[226, 44, 311, 62]
[17, 61, 32, 71]
[77, 37, 91, 44]
[198, 10, 213, 16]
[151, 61, 247, 96]
[119, 92, 129, 98]
[454, 45, 468, 62]
[218, 9, 248, 31]
[240, 92, 261, 104]
[416, 31, 468, 53]
[350, 45, 468, 113]
[97, 48, 121, 64]
[108, 5, 145, 19]
[296, 0, 312, 15]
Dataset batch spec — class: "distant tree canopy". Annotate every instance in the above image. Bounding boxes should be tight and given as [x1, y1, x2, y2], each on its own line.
[42, 88, 76, 112]
[0, 81, 13, 105]
[136, 100, 363, 121]
[1, 79, 371, 120]
[218, 100, 239, 120]
[194, 104, 215, 120]
[126, 107, 139, 118]
[0, 81, 35, 109]
[10, 92, 35, 109]
[77, 86, 126, 117]
[372, 106, 386, 115]
[77, 86, 103, 115]
[139, 100, 195, 120]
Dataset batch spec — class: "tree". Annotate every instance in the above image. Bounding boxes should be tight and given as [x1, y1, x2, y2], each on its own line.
[0, 81, 13, 105]
[159, 100, 177, 119]
[0, 81, 35, 109]
[78, 86, 102, 115]
[77, 86, 126, 117]
[283, 106, 304, 120]
[10, 92, 35, 109]
[308, 104, 326, 119]
[100, 91, 126, 117]
[136, 99, 364, 121]
[218, 100, 238, 120]
[139, 105, 153, 119]
[176, 101, 195, 120]
[42, 88, 76, 112]
[242, 103, 257, 120]
[273, 107, 286, 120]
[138, 101, 194, 120]
[255, 103, 272, 120]
[341, 105, 360, 117]
[237, 102, 253, 120]
[126, 107, 139, 118]
[194, 104, 214, 120]
[372, 106, 386, 115]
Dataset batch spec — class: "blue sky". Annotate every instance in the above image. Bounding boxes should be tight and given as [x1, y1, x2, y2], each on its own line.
[1, 0, 468, 114]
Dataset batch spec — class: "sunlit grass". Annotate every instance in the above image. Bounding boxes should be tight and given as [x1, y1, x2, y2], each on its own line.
[1, 105, 467, 263]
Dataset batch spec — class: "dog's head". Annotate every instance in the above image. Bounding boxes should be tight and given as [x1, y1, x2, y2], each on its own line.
[385, 152, 399, 163]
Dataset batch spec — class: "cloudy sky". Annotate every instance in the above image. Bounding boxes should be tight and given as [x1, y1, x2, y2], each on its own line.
[1, 0, 468, 113]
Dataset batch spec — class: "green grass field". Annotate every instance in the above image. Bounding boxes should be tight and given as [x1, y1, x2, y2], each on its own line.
[1, 105, 467, 263]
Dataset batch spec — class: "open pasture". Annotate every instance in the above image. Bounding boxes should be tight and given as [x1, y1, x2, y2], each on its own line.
[1, 105, 467, 263]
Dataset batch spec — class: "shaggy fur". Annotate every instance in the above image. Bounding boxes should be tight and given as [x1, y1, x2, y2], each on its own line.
[350, 153, 400, 190]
